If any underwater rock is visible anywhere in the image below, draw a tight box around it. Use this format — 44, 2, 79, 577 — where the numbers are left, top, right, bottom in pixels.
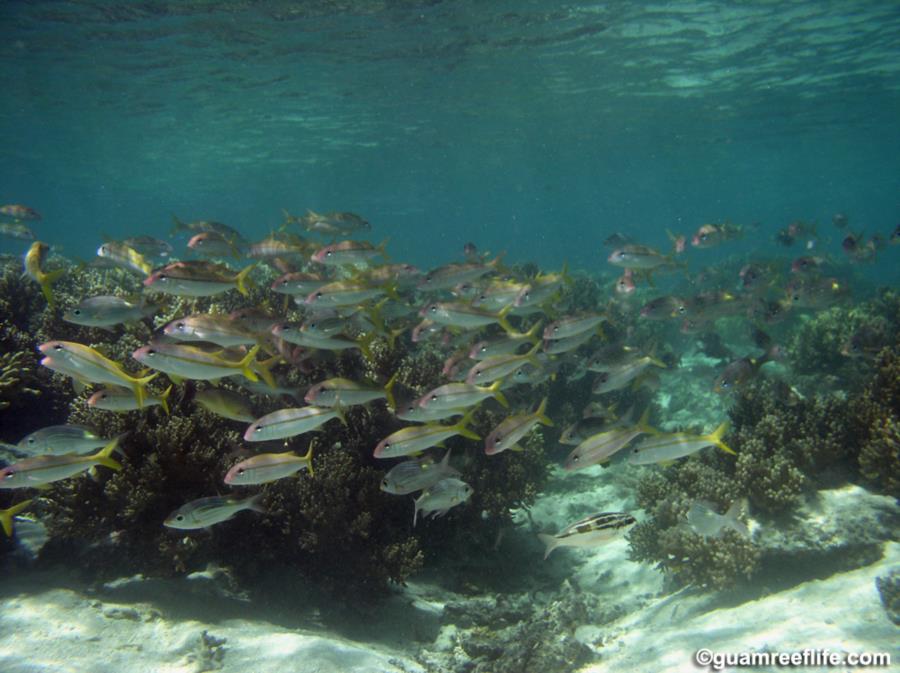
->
419, 580, 594, 673
874, 569, 900, 626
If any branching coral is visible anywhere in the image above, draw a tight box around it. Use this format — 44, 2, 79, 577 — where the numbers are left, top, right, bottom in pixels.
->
0, 350, 41, 411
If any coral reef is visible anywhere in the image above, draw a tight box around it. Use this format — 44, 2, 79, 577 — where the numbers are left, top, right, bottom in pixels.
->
0, 350, 40, 411
875, 570, 900, 626
418, 581, 594, 673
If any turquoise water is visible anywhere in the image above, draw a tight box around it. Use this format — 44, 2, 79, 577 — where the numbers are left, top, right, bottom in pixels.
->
3, 0, 899, 273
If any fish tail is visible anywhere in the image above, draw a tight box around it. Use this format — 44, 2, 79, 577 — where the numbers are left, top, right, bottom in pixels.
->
455, 408, 481, 441
244, 492, 266, 514
131, 372, 159, 408
537, 533, 559, 560
636, 407, 656, 434
159, 384, 173, 415
559, 261, 573, 287
333, 402, 348, 426
301, 444, 315, 477
534, 396, 554, 427
38, 268, 65, 307
709, 421, 735, 454
523, 319, 543, 345
356, 331, 377, 365
488, 380, 509, 408
413, 499, 419, 528
383, 371, 398, 411
235, 263, 257, 296
91, 437, 123, 472
0, 499, 33, 537
170, 214, 186, 235
239, 344, 262, 383
253, 354, 279, 389
648, 355, 667, 369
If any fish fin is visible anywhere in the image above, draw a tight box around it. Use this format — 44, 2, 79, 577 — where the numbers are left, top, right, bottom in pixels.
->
72, 378, 88, 395
709, 421, 735, 454
244, 492, 266, 514
91, 437, 123, 471
648, 355, 667, 369
383, 372, 398, 411
300, 444, 314, 477
537, 533, 559, 560
234, 263, 257, 296
510, 444, 525, 452
39, 269, 65, 306
412, 499, 420, 527
522, 319, 543, 345
724, 499, 750, 538
0, 499, 33, 537
253, 354, 278, 389
159, 385, 173, 415
439, 448, 453, 470
488, 380, 509, 408
239, 344, 261, 383
636, 407, 656, 434
356, 331, 377, 365
455, 408, 481, 441
167, 373, 185, 385
170, 214, 186, 235
132, 372, 159, 409
333, 403, 348, 426
534, 396, 554, 427
497, 307, 523, 339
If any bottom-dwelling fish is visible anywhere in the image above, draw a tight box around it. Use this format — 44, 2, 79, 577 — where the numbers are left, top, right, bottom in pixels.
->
685, 499, 750, 538
164, 493, 264, 530
538, 512, 636, 559
412, 478, 472, 526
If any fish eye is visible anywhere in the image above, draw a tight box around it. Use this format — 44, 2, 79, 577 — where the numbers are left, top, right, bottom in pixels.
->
4, 470, 16, 478
325, 250, 333, 257
430, 394, 438, 401
176, 322, 185, 329
175, 514, 184, 521
618, 251, 627, 259
382, 479, 389, 487
73, 309, 81, 315
100, 393, 107, 399
53, 344, 63, 351
678, 306, 686, 314
159, 274, 167, 280
384, 442, 391, 449
700, 234, 708, 241
495, 433, 503, 442
254, 425, 264, 432
147, 349, 156, 355
237, 468, 245, 474
429, 305, 438, 313
314, 292, 322, 299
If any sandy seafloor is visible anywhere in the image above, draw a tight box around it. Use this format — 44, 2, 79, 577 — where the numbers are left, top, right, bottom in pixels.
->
1, 474, 896, 673
1, 348, 897, 673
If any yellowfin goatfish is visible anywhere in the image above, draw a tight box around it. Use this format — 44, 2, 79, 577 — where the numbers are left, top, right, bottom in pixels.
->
304, 375, 397, 409
310, 239, 387, 266
416, 380, 508, 411
563, 409, 654, 470
0, 221, 35, 240
164, 493, 264, 530
171, 215, 247, 246
413, 478, 473, 527
63, 296, 157, 329
132, 343, 269, 384
39, 340, 157, 407
270, 271, 329, 296
224, 448, 314, 485
0, 438, 122, 488
1, 499, 32, 537
418, 258, 502, 292
243, 406, 346, 442
626, 421, 734, 464
380, 450, 460, 495
194, 388, 255, 422
87, 385, 172, 414
23, 241, 64, 306
543, 313, 605, 340
187, 231, 244, 258
0, 204, 41, 220
305, 280, 390, 307
420, 302, 520, 336
607, 244, 676, 270
15, 424, 112, 456
373, 410, 480, 459
162, 314, 260, 347
465, 343, 541, 385
592, 355, 667, 394
468, 322, 542, 360
484, 397, 553, 455
96, 241, 153, 276
143, 261, 256, 297
538, 512, 636, 559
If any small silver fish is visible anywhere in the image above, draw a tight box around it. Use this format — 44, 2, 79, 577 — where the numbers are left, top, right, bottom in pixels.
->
63, 295, 157, 329
413, 478, 473, 526
164, 493, 264, 530
15, 425, 112, 456
685, 499, 750, 538
224, 448, 314, 485
380, 450, 460, 495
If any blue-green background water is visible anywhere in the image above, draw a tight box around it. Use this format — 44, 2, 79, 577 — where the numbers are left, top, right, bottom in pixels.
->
2, 0, 899, 276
